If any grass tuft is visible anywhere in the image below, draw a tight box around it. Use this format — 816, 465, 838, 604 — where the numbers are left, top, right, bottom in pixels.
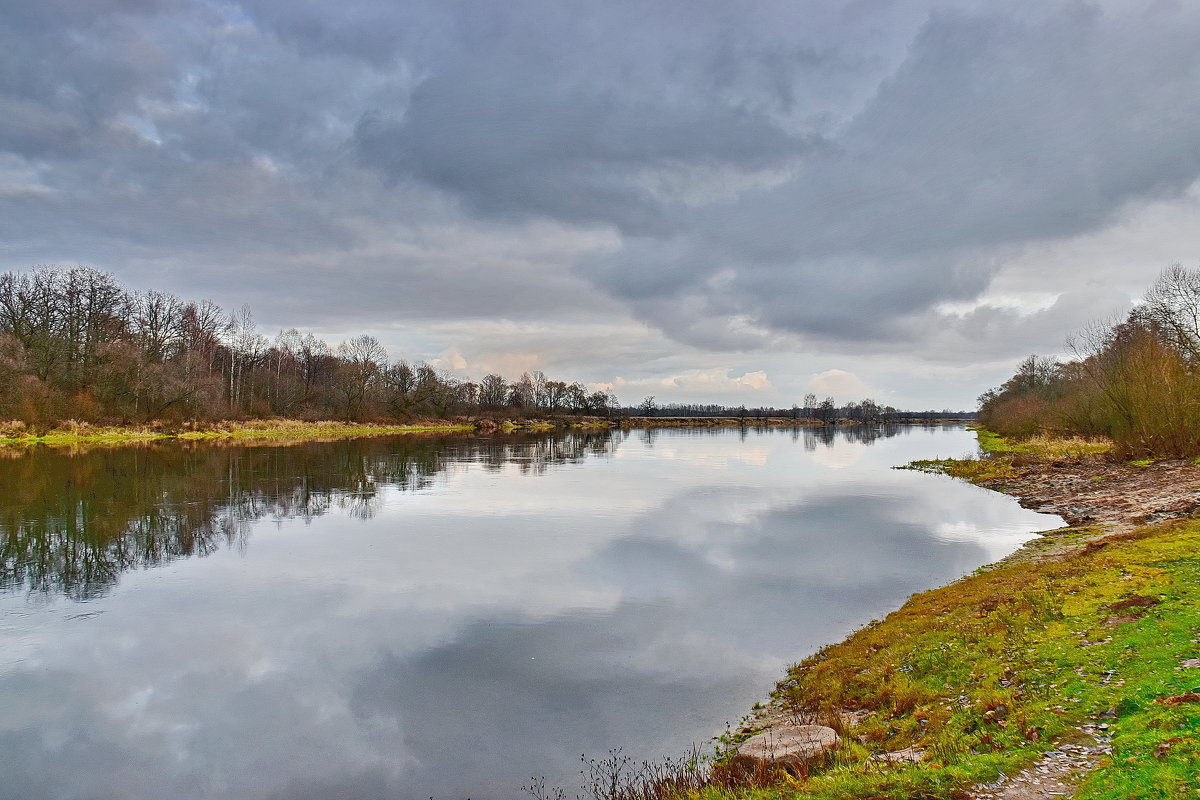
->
896, 458, 1016, 482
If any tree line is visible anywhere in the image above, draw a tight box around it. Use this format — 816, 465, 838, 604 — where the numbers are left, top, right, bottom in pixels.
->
978, 264, 1200, 457
0, 265, 972, 428
0, 266, 618, 425
632, 397, 972, 422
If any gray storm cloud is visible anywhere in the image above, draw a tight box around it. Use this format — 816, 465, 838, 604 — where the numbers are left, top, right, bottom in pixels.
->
0, 0, 1197, 399
580, 4, 1200, 344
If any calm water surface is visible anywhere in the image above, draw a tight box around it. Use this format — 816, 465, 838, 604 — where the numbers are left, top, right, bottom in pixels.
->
0, 425, 1060, 799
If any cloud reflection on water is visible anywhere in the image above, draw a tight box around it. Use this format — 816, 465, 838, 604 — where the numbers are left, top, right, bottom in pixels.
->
0, 426, 1059, 799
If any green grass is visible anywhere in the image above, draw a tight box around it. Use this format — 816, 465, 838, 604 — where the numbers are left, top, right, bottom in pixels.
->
681, 520, 1200, 799
0, 421, 169, 445
975, 427, 1014, 453
1, 431, 169, 445
896, 457, 1016, 481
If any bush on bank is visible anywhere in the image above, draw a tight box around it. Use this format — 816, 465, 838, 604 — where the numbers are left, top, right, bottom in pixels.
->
978, 265, 1200, 459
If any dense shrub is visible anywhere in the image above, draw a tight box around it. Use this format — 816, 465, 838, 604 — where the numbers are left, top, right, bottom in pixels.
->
980, 265, 1200, 458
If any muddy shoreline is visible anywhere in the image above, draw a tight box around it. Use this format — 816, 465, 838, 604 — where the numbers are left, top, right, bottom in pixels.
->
975, 455, 1200, 530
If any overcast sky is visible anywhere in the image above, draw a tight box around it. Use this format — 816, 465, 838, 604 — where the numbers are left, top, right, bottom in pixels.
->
3, 0, 1199, 409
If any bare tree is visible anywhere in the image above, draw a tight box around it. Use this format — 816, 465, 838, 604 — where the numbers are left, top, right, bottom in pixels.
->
543, 379, 569, 411
1142, 263, 1200, 362
412, 363, 458, 417
565, 382, 590, 413
589, 390, 616, 417
382, 360, 416, 408
58, 266, 130, 387
225, 305, 267, 412
530, 370, 549, 409
132, 290, 186, 363
508, 373, 536, 409
335, 334, 386, 419
477, 373, 508, 407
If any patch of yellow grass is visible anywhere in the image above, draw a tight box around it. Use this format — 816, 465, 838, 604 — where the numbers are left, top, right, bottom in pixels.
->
973, 427, 1111, 458
0, 419, 474, 447
1018, 434, 1112, 458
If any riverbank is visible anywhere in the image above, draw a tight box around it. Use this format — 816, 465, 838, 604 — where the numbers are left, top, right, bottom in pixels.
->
0, 416, 971, 447
692, 431, 1200, 800
0, 416, 721, 446
0, 418, 477, 446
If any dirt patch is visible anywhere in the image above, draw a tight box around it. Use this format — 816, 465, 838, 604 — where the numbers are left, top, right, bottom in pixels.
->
970, 724, 1112, 800
977, 457, 1200, 529
1106, 594, 1161, 612
1157, 691, 1200, 707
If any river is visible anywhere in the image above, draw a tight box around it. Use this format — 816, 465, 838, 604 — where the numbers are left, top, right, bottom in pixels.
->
0, 424, 1060, 799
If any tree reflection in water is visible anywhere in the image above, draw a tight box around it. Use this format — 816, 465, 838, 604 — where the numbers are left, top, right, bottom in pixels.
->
0, 424, 932, 601
0, 431, 622, 601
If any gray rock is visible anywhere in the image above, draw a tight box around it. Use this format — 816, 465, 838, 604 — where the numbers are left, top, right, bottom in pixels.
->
732, 725, 839, 772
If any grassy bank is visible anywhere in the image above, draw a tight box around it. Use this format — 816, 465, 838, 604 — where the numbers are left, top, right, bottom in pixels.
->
710, 520, 1199, 799
0, 416, 818, 447
643, 431, 1198, 800
0, 416, 968, 447
0, 418, 475, 446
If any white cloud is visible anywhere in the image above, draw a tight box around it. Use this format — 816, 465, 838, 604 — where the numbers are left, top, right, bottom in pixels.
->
640, 369, 775, 397
434, 348, 468, 372
470, 352, 543, 378
806, 369, 870, 400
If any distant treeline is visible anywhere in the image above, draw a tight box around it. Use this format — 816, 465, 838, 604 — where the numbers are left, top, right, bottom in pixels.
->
979, 265, 1200, 457
628, 398, 973, 423
0, 265, 969, 428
